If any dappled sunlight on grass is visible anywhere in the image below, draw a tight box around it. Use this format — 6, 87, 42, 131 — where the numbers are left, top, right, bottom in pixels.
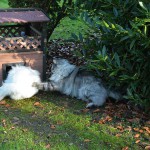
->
50, 17, 90, 40
0, 92, 142, 149
0, 116, 47, 150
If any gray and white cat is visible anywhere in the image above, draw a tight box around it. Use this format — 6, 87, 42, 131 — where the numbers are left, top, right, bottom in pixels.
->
34, 58, 121, 108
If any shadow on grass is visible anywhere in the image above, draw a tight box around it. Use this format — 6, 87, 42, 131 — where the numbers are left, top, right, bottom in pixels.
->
0, 91, 141, 150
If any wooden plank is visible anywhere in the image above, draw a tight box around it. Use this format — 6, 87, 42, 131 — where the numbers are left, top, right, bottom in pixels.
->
0, 8, 36, 12
0, 24, 25, 28
30, 26, 42, 36
0, 51, 43, 61
0, 75, 2, 85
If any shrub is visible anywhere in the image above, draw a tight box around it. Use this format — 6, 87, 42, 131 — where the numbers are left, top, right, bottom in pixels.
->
72, 0, 150, 110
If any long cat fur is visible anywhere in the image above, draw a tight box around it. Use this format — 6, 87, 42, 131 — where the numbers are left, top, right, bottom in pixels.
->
34, 58, 121, 108
0, 66, 41, 100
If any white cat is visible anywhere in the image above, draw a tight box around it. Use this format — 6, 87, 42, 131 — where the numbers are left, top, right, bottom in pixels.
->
0, 66, 41, 100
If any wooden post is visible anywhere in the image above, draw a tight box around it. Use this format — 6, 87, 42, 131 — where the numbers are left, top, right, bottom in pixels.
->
41, 23, 47, 81
25, 23, 31, 36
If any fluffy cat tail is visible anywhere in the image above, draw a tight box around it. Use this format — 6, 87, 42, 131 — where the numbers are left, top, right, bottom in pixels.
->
108, 90, 122, 101
0, 86, 8, 101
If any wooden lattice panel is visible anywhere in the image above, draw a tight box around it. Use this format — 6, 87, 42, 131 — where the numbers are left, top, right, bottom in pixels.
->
0, 26, 25, 37
0, 36, 41, 51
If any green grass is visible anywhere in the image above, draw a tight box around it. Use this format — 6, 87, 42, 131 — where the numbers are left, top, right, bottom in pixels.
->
0, 92, 143, 150
0, 0, 9, 8
50, 17, 90, 40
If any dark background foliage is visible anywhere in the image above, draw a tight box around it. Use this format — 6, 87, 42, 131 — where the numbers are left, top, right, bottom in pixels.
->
72, 0, 150, 110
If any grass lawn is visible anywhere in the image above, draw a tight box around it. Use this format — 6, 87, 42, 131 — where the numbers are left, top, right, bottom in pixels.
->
50, 17, 90, 40
1, 92, 148, 150
0, 0, 9, 8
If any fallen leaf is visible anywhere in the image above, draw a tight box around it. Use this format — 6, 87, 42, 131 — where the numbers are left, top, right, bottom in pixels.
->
125, 126, 132, 132
134, 134, 140, 138
133, 128, 139, 132
116, 133, 121, 137
9, 126, 15, 130
82, 108, 90, 113
122, 146, 129, 150
145, 146, 150, 150
135, 140, 140, 144
47, 110, 52, 115
57, 121, 63, 125
139, 129, 144, 133
93, 109, 101, 113
144, 133, 149, 136
141, 142, 150, 146
116, 126, 124, 131
145, 120, 150, 125
0, 101, 6, 105
143, 127, 150, 134
22, 129, 28, 132
34, 102, 40, 106
99, 120, 105, 124
5, 104, 10, 108
50, 125, 56, 129
45, 144, 51, 149
84, 139, 91, 142
127, 118, 140, 123
34, 102, 43, 108
105, 116, 112, 122
86, 123, 90, 127
2, 119, 6, 127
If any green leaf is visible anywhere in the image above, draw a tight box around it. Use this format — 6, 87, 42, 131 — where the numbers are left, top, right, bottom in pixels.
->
103, 21, 109, 28
120, 36, 129, 42
119, 74, 131, 80
113, 7, 118, 17
84, 11, 88, 22
114, 53, 120, 67
98, 50, 101, 55
127, 88, 133, 96
139, 1, 148, 12
82, 49, 86, 56
144, 25, 147, 35
80, 12, 84, 19
87, 17, 93, 26
71, 33, 78, 40
111, 23, 115, 29
107, 0, 112, 3
79, 32, 83, 42
130, 39, 136, 50
74, 50, 82, 57
102, 45, 107, 57
109, 71, 118, 77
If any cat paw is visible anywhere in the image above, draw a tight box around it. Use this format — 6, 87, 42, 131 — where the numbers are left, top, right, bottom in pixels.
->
86, 102, 94, 108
